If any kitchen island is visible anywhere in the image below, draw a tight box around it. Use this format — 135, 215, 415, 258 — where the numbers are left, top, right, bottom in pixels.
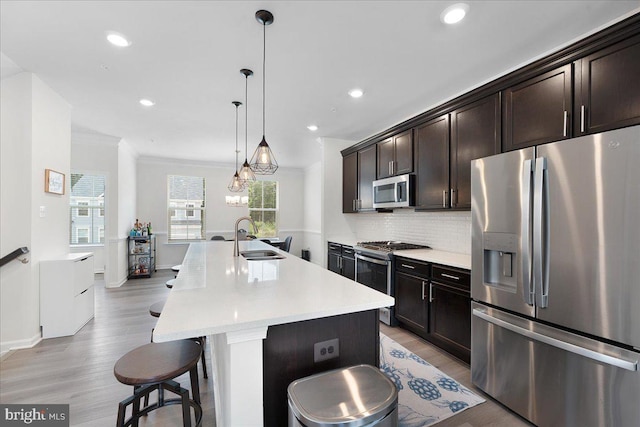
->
153, 239, 394, 426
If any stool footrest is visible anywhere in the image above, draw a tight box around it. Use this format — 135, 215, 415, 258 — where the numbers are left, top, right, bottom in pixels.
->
117, 380, 202, 427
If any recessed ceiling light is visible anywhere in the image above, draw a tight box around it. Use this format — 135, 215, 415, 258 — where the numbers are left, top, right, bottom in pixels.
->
348, 88, 364, 98
106, 32, 131, 47
307, 125, 318, 131
441, 3, 469, 25
139, 99, 155, 107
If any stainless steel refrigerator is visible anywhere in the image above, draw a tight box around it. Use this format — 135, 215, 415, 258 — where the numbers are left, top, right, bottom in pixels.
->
470, 125, 640, 427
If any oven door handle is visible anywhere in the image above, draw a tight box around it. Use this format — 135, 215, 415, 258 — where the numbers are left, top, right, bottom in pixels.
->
355, 253, 389, 265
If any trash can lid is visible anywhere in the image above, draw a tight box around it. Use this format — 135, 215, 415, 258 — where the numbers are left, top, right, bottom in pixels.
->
287, 364, 398, 427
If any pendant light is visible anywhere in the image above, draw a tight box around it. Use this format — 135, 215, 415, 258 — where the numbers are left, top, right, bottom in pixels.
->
250, 9, 278, 175
227, 101, 245, 192
238, 69, 256, 184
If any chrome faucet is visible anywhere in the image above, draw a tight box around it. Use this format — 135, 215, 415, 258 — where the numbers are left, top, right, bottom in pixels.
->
234, 216, 259, 256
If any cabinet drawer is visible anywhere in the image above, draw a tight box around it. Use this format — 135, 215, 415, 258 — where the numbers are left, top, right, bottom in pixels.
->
74, 285, 95, 331
73, 255, 94, 295
342, 246, 355, 257
432, 265, 470, 291
396, 257, 430, 278
328, 242, 342, 254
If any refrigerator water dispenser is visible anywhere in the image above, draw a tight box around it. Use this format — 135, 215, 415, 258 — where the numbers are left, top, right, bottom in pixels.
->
483, 232, 518, 292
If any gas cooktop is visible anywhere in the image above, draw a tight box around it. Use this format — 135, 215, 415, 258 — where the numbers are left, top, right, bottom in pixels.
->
355, 241, 431, 254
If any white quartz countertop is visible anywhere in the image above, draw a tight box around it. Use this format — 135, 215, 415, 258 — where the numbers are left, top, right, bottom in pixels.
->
392, 249, 471, 270
326, 236, 359, 247
153, 240, 394, 342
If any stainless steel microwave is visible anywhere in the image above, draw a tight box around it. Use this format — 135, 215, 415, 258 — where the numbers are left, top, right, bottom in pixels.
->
372, 174, 415, 209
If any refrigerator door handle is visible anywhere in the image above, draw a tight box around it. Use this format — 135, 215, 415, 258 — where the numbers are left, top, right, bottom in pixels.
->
533, 157, 550, 308
473, 308, 638, 371
521, 159, 534, 305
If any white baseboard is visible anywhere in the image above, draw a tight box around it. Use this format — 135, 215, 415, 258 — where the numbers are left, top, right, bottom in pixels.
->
0, 332, 42, 359
106, 276, 127, 288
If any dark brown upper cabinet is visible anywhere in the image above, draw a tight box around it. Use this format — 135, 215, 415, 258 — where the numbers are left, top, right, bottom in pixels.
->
342, 146, 377, 213
574, 34, 640, 137
415, 115, 450, 209
357, 145, 377, 211
451, 93, 501, 209
376, 129, 413, 179
503, 64, 572, 151
342, 152, 358, 213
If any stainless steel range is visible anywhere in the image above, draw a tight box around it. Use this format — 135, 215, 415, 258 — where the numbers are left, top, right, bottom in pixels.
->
354, 241, 430, 325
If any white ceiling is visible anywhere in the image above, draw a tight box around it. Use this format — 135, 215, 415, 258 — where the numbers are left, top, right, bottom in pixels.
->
1, 1, 638, 169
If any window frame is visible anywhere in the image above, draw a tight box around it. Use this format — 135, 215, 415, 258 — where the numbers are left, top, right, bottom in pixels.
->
167, 175, 206, 241
248, 180, 279, 238
70, 173, 106, 246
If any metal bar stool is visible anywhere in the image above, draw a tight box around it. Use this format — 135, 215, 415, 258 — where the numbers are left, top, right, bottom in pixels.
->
114, 340, 203, 427
149, 301, 208, 379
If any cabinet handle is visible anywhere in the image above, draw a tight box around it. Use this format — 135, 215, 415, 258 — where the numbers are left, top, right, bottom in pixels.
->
391, 160, 395, 175
422, 281, 427, 301
429, 282, 434, 302
563, 110, 568, 137
358, 199, 362, 210
441, 273, 460, 281
451, 188, 456, 207
339, 257, 342, 269
352, 199, 356, 211
401, 264, 415, 269
443, 190, 447, 208
580, 105, 585, 133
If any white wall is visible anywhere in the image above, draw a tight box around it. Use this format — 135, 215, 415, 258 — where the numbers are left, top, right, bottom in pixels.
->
321, 138, 358, 266
71, 131, 120, 274
115, 141, 137, 287
136, 157, 305, 268
1, 73, 71, 355
303, 161, 322, 265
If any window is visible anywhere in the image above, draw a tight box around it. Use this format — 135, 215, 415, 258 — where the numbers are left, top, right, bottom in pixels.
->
248, 181, 278, 237
76, 228, 90, 244
77, 201, 89, 217
168, 175, 206, 240
70, 174, 105, 245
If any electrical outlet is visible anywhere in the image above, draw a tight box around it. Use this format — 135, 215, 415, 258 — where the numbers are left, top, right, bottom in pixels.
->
314, 338, 339, 363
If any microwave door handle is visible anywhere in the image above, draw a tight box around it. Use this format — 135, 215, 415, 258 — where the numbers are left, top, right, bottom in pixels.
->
396, 183, 402, 202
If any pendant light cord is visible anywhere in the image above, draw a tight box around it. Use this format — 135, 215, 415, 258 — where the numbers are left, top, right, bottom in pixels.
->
245, 75, 249, 156
235, 104, 239, 170
262, 21, 266, 137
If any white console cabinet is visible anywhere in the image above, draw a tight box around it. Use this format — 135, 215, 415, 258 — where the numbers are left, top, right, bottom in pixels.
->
40, 253, 95, 338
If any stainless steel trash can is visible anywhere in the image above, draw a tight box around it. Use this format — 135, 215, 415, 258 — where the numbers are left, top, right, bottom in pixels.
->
288, 364, 398, 427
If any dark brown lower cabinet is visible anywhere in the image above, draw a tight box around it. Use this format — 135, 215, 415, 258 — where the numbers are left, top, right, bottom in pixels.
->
428, 281, 471, 364
394, 257, 471, 364
262, 310, 379, 426
395, 271, 428, 337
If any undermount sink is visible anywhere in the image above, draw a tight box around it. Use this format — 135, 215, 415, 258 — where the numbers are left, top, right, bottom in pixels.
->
240, 250, 286, 261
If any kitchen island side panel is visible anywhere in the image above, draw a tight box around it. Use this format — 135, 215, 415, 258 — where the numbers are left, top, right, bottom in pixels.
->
263, 309, 380, 425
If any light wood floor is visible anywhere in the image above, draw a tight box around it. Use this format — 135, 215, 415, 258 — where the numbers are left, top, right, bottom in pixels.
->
1, 271, 532, 426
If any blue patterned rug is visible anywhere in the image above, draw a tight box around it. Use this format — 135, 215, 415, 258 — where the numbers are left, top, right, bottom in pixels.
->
380, 333, 485, 426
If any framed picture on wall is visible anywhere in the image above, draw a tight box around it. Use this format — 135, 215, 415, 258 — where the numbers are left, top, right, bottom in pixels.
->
45, 169, 65, 195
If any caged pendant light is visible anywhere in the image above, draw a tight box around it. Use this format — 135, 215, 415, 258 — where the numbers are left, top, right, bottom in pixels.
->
227, 101, 245, 192
238, 69, 256, 184
250, 9, 278, 175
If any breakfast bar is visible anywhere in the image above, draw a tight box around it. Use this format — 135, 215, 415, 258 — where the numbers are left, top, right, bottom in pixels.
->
153, 240, 394, 426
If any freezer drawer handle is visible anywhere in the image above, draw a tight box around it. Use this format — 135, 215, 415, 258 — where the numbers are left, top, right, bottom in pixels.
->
472, 308, 638, 372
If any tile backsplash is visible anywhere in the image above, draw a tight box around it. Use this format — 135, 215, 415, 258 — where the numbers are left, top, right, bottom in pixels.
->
354, 210, 471, 254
